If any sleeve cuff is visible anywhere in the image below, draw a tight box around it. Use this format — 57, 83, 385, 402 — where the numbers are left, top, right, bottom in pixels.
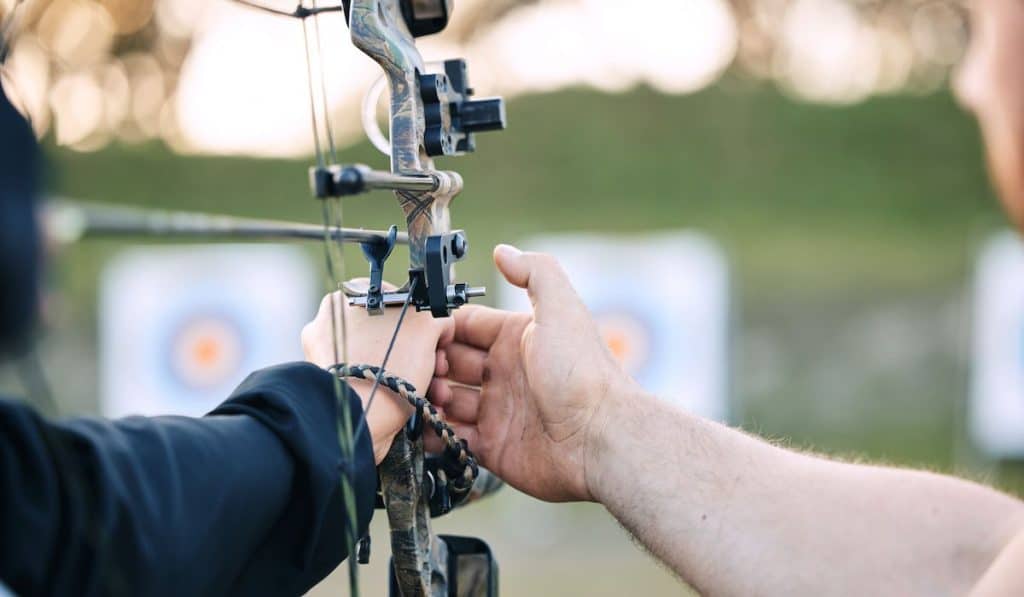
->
209, 361, 377, 592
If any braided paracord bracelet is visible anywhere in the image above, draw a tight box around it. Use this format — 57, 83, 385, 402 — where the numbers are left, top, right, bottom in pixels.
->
330, 363, 479, 493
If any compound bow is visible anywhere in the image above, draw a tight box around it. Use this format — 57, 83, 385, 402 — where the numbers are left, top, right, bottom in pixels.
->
51, 0, 508, 595
249, 1, 508, 595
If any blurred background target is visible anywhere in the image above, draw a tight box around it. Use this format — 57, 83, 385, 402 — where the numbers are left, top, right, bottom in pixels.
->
969, 232, 1024, 459
593, 308, 655, 380
166, 311, 246, 391
99, 244, 316, 418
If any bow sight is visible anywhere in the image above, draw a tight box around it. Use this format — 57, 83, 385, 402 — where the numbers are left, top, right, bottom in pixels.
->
311, 0, 507, 320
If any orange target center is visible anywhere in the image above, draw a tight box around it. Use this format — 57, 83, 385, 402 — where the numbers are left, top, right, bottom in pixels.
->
605, 331, 629, 361
192, 336, 222, 367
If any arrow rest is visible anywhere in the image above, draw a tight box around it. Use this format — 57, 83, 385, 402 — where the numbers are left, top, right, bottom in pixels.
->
348, 230, 486, 318
359, 224, 398, 314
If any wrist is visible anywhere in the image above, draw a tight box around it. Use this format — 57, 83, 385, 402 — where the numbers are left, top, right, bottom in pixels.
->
342, 377, 395, 465
344, 376, 376, 399
582, 378, 651, 504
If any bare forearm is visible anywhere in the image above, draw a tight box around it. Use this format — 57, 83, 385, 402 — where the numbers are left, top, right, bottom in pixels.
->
587, 391, 1024, 596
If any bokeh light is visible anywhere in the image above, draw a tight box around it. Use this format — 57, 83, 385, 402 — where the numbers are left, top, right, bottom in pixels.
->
0, 0, 970, 155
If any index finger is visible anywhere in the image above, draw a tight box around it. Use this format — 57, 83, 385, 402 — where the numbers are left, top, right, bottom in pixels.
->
453, 304, 510, 349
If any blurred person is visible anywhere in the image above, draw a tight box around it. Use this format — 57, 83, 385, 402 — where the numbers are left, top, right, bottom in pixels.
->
0, 77, 452, 595
428, 0, 1024, 595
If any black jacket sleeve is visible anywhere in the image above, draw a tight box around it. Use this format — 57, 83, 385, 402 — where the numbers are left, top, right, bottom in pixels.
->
0, 361, 376, 597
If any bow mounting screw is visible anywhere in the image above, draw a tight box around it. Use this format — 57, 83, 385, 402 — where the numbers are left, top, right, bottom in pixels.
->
450, 234, 467, 259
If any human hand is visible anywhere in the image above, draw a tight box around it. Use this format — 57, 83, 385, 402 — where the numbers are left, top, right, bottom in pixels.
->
302, 281, 454, 464
429, 245, 637, 502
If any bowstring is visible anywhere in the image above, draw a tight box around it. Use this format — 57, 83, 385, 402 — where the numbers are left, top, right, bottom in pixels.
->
0, 0, 25, 62
233, 0, 304, 19
301, 2, 428, 592
311, 4, 339, 165
301, 13, 324, 166
302, 5, 360, 595
231, 0, 344, 19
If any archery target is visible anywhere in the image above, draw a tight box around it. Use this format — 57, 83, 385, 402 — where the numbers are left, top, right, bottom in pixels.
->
100, 245, 316, 418
969, 232, 1024, 459
498, 232, 731, 422
168, 313, 246, 391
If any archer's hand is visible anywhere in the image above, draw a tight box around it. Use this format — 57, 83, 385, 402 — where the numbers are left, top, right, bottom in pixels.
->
302, 282, 454, 464
430, 246, 637, 502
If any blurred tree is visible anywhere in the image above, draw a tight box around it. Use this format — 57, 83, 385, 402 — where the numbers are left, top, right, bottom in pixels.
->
0, 0, 968, 152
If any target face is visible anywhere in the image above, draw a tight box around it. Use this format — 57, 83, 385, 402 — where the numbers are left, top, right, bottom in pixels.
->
970, 232, 1024, 459
594, 309, 654, 378
100, 245, 316, 418
167, 313, 246, 391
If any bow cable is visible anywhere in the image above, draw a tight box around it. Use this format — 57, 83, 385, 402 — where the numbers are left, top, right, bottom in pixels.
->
232, 0, 344, 19
301, 5, 361, 594
351, 276, 417, 446
302, 3, 425, 593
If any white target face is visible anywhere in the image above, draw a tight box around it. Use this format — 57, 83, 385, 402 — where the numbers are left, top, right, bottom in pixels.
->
970, 232, 1024, 458
169, 315, 246, 390
100, 245, 316, 418
595, 311, 653, 377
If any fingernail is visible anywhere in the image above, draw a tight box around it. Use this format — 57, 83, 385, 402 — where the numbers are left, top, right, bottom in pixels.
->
494, 244, 522, 260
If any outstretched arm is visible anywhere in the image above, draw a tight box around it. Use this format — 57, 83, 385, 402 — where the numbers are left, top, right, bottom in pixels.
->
590, 386, 1024, 596
435, 245, 1024, 596
0, 289, 452, 597
0, 363, 376, 597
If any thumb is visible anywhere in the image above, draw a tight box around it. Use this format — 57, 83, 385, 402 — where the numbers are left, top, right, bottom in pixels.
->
494, 244, 580, 320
